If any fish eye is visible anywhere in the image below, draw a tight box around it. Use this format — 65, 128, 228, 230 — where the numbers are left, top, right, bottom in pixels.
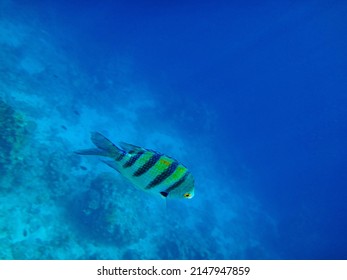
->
184, 193, 191, 198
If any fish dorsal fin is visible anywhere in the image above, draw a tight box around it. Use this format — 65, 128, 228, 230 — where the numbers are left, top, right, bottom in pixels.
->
119, 142, 144, 153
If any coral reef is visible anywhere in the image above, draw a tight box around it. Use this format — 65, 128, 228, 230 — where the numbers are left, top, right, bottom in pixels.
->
68, 173, 146, 246
0, 99, 28, 175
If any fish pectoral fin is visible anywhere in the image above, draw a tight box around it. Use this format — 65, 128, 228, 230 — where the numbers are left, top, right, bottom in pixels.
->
101, 160, 121, 173
160, 191, 169, 198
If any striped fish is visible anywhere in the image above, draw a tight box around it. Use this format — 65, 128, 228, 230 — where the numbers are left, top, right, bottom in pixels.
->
75, 132, 195, 199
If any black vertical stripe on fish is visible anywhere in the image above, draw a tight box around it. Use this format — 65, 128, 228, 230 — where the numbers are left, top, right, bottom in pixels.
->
123, 151, 144, 168
116, 150, 126, 161
163, 172, 189, 194
133, 153, 161, 177
145, 161, 178, 189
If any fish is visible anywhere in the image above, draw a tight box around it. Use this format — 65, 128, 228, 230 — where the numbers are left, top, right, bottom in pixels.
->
75, 132, 195, 199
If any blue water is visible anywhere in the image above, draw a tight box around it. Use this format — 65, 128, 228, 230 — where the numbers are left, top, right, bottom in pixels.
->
1, 0, 346, 259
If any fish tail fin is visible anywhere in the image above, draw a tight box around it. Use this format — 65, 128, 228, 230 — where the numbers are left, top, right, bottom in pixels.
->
74, 148, 110, 157
75, 132, 123, 158
101, 160, 121, 173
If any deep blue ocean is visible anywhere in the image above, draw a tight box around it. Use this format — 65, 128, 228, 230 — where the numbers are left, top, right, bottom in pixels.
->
0, 0, 346, 259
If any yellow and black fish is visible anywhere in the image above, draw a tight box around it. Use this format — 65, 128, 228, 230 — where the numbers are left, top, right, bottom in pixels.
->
76, 132, 195, 199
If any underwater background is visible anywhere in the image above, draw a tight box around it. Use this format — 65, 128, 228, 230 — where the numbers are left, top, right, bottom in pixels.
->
1, 0, 346, 260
